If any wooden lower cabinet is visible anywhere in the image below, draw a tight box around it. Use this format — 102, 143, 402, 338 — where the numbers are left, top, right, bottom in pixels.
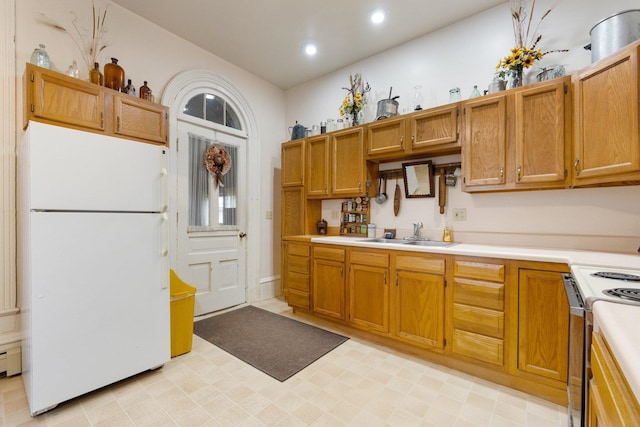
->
392, 253, 446, 350
517, 267, 569, 382
589, 331, 640, 426
297, 244, 573, 405
451, 258, 506, 366
312, 245, 346, 320
282, 240, 311, 310
348, 250, 390, 333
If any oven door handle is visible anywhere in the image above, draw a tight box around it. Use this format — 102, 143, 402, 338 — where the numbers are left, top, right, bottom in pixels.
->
563, 274, 586, 317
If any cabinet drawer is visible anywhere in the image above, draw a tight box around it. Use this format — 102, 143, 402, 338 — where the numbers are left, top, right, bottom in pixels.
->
454, 260, 505, 282
314, 246, 345, 262
288, 272, 309, 292
452, 329, 504, 366
453, 303, 504, 338
288, 255, 310, 275
395, 254, 445, 274
289, 242, 310, 257
287, 289, 310, 309
453, 278, 504, 310
350, 250, 389, 267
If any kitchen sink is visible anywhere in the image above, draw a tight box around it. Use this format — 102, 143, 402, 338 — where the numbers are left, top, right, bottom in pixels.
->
404, 240, 458, 247
358, 238, 410, 244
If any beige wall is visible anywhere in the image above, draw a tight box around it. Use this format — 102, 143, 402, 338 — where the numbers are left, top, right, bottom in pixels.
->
285, 0, 640, 253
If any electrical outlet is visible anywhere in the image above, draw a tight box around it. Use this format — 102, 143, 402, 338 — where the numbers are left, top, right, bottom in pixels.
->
331, 210, 339, 220
265, 210, 272, 219
453, 208, 467, 221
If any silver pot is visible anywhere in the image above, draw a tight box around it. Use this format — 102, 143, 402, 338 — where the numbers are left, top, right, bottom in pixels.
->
376, 97, 399, 120
587, 9, 640, 63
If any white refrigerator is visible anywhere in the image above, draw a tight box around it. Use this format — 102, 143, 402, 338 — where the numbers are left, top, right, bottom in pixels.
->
18, 121, 170, 416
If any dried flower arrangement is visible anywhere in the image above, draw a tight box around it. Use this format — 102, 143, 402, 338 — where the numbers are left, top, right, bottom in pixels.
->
495, 0, 567, 84
40, 1, 109, 74
339, 73, 371, 126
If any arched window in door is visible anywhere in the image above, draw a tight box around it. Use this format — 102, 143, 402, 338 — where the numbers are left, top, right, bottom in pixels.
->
183, 93, 242, 130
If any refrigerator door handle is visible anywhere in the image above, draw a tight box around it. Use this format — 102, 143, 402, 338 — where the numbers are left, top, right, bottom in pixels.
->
161, 212, 169, 289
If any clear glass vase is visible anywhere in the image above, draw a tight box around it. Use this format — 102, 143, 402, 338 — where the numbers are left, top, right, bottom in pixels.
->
507, 68, 523, 89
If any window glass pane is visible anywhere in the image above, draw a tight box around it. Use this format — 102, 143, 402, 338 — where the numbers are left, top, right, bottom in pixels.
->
218, 144, 237, 225
225, 105, 241, 130
183, 94, 204, 119
188, 134, 209, 226
205, 95, 224, 125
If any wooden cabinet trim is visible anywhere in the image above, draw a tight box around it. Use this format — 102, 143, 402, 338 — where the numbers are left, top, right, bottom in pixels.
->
313, 245, 346, 262
350, 250, 389, 267
395, 254, 445, 274
452, 329, 504, 366
453, 303, 504, 339
453, 278, 505, 311
454, 260, 505, 282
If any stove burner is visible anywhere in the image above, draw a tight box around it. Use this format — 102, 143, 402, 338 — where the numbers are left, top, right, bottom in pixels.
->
603, 288, 640, 302
592, 271, 640, 282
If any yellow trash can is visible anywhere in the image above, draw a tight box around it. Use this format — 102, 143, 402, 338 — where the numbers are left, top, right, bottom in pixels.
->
170, 269, 197, 357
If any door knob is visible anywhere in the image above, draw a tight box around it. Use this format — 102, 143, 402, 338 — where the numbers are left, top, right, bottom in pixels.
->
239, 232, 247, 238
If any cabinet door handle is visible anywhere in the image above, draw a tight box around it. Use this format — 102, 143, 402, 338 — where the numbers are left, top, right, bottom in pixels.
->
400, 135, 404, 149
395, 272, 399, 287
116, 116, 121, 132
411, 135, 415, 148
340, 266, 343, 277
574, 158, 580, 176
384, 272, 387, 285
517, 165, 522, 182
100, 112, 104, 129
499, 166, 504, 183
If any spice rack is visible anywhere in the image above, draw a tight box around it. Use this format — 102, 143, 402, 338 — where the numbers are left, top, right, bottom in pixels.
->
340, 197, 370, 236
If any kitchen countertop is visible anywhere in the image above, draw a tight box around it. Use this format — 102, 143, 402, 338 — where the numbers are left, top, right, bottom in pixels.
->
310, 235, 640, 270
593, 301, 640, 403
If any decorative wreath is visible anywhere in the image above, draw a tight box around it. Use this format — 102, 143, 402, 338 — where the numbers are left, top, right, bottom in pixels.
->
205, 144, 232, 187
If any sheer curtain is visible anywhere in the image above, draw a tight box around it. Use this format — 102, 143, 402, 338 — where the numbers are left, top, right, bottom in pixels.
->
188, 134, 209, 226
188, 133, 237, 227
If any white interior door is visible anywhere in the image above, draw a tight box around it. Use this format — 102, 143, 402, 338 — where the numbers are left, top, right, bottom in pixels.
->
176, 119, 247, 315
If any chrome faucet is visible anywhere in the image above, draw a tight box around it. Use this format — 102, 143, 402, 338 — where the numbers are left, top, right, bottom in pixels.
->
412, 222, 423, 239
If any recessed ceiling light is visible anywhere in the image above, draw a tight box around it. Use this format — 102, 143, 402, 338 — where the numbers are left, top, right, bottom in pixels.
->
304, 43, 317, 56
370, 9, 386, 24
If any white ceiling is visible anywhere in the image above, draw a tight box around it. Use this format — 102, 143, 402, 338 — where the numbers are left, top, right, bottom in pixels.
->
111, 0, 506, 90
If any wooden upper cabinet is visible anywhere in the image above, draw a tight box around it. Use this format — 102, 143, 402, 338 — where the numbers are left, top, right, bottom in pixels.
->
332, 126, 366, 196
113, 94, 167, 144
461, 93, 507, 189
306, 134, 331, 198
366, 103, 462, 161
281, 139, 305, 187
408, 103, 461, 155
366, 116, 407, 158
306, 128, 367, 198
462, 77, 571, 192
24, 63, 168, 145
25, 63, 105, 132
572, 40, 640, 186
514, 77, 570, 188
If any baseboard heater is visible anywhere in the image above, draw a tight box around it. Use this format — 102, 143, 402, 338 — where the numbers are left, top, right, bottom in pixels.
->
0, 347, 22, 377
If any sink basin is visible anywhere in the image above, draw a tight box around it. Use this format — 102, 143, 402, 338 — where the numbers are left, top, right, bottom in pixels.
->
404, 240, 458, 247
358, 238, 409, 244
